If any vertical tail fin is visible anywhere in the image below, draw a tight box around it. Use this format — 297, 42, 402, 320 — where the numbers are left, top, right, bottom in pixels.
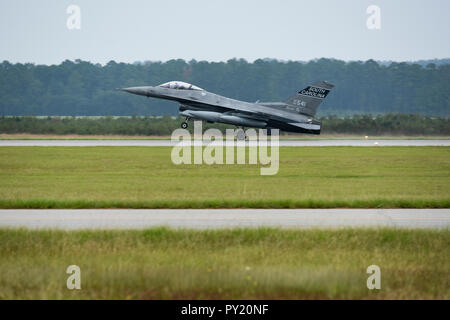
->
285, 81, 334, 116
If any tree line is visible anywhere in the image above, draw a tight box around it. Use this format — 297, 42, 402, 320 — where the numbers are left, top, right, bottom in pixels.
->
0, 58, 449, 117
1, 114, 448, 136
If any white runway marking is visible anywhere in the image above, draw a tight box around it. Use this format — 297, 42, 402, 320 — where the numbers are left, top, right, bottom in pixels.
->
0, 209, 448, 230
0, 139, 449, 146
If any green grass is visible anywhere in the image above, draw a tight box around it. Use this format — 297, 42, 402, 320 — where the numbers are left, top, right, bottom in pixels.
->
0, 146, 449, 208
0, 199, 449, 209
0, 227, 448, 299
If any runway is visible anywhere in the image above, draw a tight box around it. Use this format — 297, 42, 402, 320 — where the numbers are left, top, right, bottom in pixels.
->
0, 139, 449, 146
0, 209, 448, 230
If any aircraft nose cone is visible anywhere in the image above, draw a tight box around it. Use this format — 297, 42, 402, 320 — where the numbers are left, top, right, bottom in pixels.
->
119, 87, 149, 96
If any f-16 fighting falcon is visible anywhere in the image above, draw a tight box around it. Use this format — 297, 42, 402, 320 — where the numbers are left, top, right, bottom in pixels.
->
119, 80, 334, 138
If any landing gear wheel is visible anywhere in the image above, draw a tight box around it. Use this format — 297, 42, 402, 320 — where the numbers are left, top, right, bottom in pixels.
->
181, 122, 188, 129
236, 129, 246, 141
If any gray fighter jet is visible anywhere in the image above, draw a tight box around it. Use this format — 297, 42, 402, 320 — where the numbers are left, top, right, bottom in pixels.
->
119, 80, 334, 136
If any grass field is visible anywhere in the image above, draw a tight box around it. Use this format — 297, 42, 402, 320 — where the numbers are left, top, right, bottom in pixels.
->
0, 227, 448, 299
0, 146, 449, 208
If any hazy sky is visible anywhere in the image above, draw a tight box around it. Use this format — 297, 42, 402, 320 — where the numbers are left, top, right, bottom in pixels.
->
1, 0, 449, 65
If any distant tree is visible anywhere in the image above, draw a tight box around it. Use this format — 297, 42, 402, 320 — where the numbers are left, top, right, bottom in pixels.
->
0, 114, 448, 136
0, 59, 449, 117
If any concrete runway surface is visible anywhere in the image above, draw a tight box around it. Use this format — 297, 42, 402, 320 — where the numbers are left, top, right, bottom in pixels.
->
0, 139, 449, 147
0, 209, 448, 230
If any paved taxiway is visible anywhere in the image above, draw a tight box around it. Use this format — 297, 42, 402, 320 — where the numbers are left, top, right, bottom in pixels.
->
0, 209, 448, 230
0, 139, 449, 146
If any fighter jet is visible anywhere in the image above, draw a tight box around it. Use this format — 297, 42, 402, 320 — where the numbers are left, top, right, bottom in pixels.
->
119, 80, 334, 138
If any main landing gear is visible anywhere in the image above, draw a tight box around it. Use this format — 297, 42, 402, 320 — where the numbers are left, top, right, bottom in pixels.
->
236, 128, 246, 141
235, 128, 271, 140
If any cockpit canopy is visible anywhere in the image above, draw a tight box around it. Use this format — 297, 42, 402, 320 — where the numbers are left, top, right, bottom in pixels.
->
158, 81, 203, 91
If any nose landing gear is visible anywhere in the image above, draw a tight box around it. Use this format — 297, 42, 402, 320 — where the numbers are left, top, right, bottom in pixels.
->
181, 117, 190, 129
